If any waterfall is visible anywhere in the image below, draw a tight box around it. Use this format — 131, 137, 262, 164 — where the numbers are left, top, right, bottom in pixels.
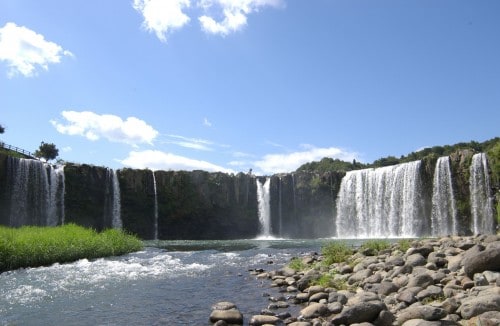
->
335, 160, 423, 238
7, 157, 66, 227
278, 176, 283, 237
256, 177, 271, 238
431, 156, 457, 236
111, 170, 122, 229
47, 165, 65, 226
152, 170, 159, 240
469, 153, 495, 234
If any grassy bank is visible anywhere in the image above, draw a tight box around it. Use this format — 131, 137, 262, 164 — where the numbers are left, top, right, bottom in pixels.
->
0, 224, 143, 272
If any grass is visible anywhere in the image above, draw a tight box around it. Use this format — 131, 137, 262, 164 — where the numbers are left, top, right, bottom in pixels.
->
288, 257, 308, 271
321, 241, 353, 266
360, 239, 391, 254
396, 239, 412, 252
0, 224, 143, 272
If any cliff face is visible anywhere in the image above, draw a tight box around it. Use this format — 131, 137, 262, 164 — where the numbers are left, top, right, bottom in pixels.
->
0, 149, 497, 239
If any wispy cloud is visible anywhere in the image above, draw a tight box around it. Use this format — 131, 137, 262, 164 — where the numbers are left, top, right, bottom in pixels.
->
162, 134, 213, 151
120, 149, 235, 173
51, 111, 158, 146
133, 0, 191, 42
254, 146, 358, 175
203, 117, 212, 127
198, 0, 284, 36
0, 22, 73, 77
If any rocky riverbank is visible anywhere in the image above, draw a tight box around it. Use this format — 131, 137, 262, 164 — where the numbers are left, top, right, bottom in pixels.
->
210, 234, 500, 325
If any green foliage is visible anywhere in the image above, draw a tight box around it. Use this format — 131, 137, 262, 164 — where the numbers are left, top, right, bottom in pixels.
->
288, 257, 307, 271
321, 241, 353, 266
0, 124, 4, 134
0, 224, 143, 272
311, 272, 348, 290
297, 157, 367, 173
396, 239, 412, 252
361, 239, 391, 254
34, 141, 59, 161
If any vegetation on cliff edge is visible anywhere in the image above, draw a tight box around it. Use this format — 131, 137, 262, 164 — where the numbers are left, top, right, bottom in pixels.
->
0, 224, 143, 272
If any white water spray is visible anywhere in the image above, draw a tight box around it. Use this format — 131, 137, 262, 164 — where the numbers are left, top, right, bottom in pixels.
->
48, 165, 65, 226
335, 161, 423, 238
431, 156, 457, 236
256, 178, 271, 238
152, 170, 159, 240
111, 170, 122, 229
469, 153, 495, 234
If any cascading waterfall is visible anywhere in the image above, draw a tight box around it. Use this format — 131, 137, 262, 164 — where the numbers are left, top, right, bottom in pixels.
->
111, 170, 122, 229
7, 157, 65, 227
431, 156, 457, 236
152, 170, 159, 240
278, 176, 283, 237
47, 165, 65, 226
335, 160, 423, 238
256, 177, 271, 238
469, 153, 495, 234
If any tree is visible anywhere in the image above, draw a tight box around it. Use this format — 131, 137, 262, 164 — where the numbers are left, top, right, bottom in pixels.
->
0, 124, 4, 134
34, 142, 59, 161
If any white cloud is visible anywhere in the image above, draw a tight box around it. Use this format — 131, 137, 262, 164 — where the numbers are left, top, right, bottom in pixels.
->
254, 146, 358, 175
133, 0, 191, 42
0, 22, 73, 78
51, 111, 158, 146
120, 150, 235, 173
62, 146, 72, 152
163, 134, 213, 151
203, 117, 212, 127
198, 0, 284, 36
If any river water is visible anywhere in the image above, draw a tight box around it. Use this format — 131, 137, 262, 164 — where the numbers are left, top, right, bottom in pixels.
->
1, 239, 363, 325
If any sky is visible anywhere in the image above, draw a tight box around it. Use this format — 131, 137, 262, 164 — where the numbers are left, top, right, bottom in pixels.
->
0, 0, 499, 175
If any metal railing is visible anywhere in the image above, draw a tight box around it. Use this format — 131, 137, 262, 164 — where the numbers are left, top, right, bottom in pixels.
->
0, 142, 37, 159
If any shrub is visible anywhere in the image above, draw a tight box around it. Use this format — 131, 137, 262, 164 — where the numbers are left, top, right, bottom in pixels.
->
396, 239, 412, 252
288, 257, 307, 271
361, 239, 391, 254
321, 241, 353, 266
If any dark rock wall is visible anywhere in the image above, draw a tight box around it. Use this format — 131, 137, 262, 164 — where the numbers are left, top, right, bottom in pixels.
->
0, 150, 497, 239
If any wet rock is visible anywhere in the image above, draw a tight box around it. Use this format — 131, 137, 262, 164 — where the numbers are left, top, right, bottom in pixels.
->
209, 301, 244, 325
248, 314, 280, 325
374, 310, 395, 326
327, 302, 343, 314
328, 291, 348, 304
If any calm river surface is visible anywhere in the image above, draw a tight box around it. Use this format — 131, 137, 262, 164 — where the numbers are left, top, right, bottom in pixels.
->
0, 239, 366, 325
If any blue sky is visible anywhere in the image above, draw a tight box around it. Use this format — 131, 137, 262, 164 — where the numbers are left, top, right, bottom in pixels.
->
1, 0, 499, 175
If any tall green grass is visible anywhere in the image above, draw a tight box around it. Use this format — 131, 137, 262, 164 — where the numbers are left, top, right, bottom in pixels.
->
0, 224, 143, 272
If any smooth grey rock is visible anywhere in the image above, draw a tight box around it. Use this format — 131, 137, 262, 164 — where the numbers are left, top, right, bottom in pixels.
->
288, 322, 312, 326
248, 314, 280, 325
406, 253, 426, 267
299, 302, 328, 319
373, 310, 395, 326
328, 291, 347, 304
309, 292, 328, 302
474, 273, 489, 286
307, 285, 325, 295
330, 301, 385, 325
416, 285, 443, 301
348, 292, 380, 305
464, 247, 500, 278
327, 301, 343, 314
458, 294, 500, 319
349, 269, 373, 285
483, 270, 500, 283
209, 309, 243, 324
466, 311, 500, 326
377, 281, 399, 295
407, 273, 434, 288
396, 305, 447, 324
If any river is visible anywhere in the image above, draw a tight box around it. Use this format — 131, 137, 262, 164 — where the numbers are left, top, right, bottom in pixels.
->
0, 239, 363, 325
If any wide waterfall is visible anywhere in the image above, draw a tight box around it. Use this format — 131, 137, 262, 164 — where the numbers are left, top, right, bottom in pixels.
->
469, 153, 495, 234
431, 156, 457, 236
256, 178, 271, 238
7, 157, 65, 226
152, 170, 159, 240
335, 161, 423, 238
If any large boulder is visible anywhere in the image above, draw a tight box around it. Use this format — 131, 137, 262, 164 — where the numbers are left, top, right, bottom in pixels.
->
458, 294, 500, 319
396, 305, 447, 325
463, 248, 500, 278
330, 301, 385, 325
